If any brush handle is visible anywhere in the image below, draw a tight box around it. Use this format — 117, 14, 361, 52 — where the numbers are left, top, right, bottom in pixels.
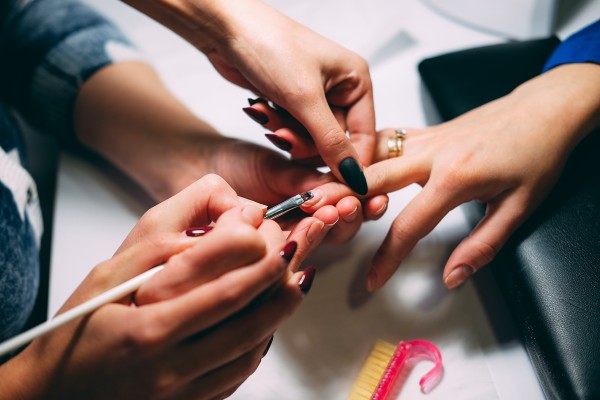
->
371, 339, 443, 399
0, 265, 164, 358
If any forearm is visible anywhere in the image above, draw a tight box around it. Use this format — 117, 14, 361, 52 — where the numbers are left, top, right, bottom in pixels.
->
510, 63, 600, 152
119, 0, 237, 53
74, 61, 224, 201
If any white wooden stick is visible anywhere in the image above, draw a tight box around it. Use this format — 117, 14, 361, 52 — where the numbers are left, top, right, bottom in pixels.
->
0, 265, 164, 357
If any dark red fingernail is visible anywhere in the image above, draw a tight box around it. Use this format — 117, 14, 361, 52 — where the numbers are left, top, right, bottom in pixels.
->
262, 335, 274, 357
248, 97, 269, 106
185, 226, 213, 237
280, 241, 297, 263
265, 134, 292, 151
242, 107, 269, 125
299, 266, 316, 294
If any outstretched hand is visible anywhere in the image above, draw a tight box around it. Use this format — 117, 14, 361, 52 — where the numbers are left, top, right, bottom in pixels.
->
302, 63, 600, 290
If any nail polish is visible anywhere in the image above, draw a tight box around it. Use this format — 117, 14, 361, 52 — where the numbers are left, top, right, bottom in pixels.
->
444, 265, 474, 289
242, 107, 269, 124
185, 226, 213, 237
280, 241, 298, 263
299, 266, 316, 294
262, 335, 274, 357
339, 157, 368, 195
248, 97, 269, 106
265, 134, 292, 151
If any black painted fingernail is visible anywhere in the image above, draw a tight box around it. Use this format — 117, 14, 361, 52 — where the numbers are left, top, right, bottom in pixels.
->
265, 134, 292, 151
280, 241, 298, 263
339, 157, 368, 195
263, 335, 274, 357
299, 266, 316, 295
248, 97, 269, 106
242, 107, 269, 124
185, 226, 213, 237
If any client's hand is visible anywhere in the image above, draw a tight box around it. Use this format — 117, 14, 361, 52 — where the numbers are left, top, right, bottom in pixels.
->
0, 175, 313, 399
301, 63, 600, 290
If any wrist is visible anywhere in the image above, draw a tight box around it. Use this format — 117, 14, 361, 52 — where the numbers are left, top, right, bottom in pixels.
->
120, 0, 260, 53
513, 63, 600, 150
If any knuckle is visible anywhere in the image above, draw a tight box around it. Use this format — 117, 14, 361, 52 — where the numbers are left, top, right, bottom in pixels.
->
126, 319, 168, 350
263, 254, 287, 281
367, 166, 388, 193
220, 225, 265, 254
200, 173, 229, 192
145, 232, 175, 251
434, 156, 477, 193
319, 126, 348, 151
386, 218, 417, 263
153, 371, 180, 397
139, 205, 163, 232
215, 285, 246, 311
468, 237, 499, 266
238, 351, 262, 378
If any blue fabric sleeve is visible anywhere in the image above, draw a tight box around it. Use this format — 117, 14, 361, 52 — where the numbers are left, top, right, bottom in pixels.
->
0, 0, 142, 142
543, 19, 600, 72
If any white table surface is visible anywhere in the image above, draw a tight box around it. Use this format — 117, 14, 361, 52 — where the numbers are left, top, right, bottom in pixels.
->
49, 1, 599, 398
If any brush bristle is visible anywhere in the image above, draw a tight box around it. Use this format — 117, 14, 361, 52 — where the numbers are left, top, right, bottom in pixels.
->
348, 340, 397, 400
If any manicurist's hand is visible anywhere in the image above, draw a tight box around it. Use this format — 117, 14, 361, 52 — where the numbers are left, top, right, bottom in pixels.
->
0, 174, 315, 399
76, 63, 371, 263
301, 63, 600, 291
120, 0, 375, 195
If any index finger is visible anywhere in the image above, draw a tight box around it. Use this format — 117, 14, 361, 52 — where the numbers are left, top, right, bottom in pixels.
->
301, 156, 426, 213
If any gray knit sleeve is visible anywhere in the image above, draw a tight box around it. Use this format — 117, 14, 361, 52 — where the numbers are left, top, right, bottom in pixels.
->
0, 0, 143, 142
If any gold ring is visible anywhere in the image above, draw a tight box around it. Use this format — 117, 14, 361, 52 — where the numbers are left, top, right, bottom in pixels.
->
387, 128, 407, 158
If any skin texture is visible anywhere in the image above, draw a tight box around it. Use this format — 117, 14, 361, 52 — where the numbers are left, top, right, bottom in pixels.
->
120, 0, 375, 193
256, 63, 600, 290
74, 61, 376, 262
0, 175, 312, 399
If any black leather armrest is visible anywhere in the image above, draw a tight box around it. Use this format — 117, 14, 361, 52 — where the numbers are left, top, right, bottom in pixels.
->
419, 38, 600, 400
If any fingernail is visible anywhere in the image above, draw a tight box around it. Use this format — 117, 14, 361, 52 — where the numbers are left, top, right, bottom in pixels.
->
242, 204, 263, 222
185, 226, 213, 237
342, 206, 359, 223
280, 241, 298, 263
366, 268, 378, 292
306, 221, 325, 244
248, 97, 269, 106
301, 189, 321, 207
339, 157, 368, 195
262, 335, 274, 357
444, 265, 475, 289
374, 202, 388, 217
242, 107, 269, 125
299, 266, 316, 294
265, 134, 292, 151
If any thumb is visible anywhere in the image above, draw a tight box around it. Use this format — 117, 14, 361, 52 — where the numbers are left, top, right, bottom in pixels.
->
290, 95, 368, 195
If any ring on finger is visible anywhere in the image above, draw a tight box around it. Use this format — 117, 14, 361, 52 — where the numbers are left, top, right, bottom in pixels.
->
387, 128, 407, 158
